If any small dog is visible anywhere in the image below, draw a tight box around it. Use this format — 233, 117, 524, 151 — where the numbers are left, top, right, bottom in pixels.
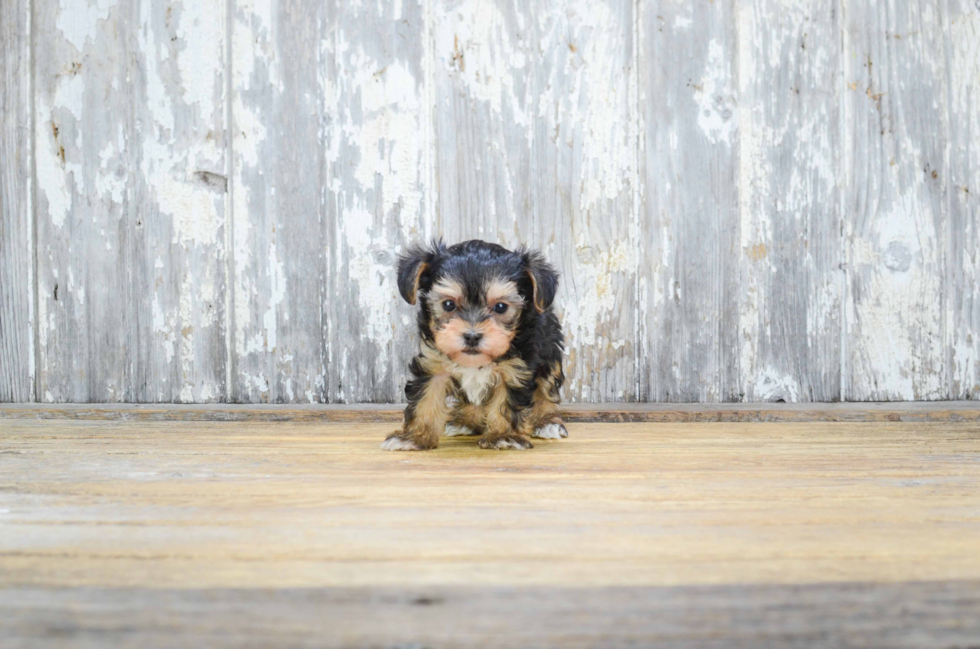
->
382, 240, 567, 451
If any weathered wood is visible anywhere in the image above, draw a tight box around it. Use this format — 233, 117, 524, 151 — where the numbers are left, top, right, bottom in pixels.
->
737, 0, 842, 402
0, 0, 33, 402
433, 0, 637, 402
5, 418, 980, 644
4, 401, 980, 423
843, 0, 948, 400
230, 0, 328, 403
33, 0, 228, 402
33, 0, 133, 402
432, 0, 533, 244
533, 0, 637, 402
323, 0, 432, 403
639, 0, 741, 402
3, 419, 980, 587
133, 0, 230, 402
5, 582, 980, 649
947, 0, 980, 399
9, 1, 980, 405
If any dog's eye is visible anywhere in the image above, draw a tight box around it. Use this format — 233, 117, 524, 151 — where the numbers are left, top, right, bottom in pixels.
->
442, 300, 456, 312
493, 302, 508, 314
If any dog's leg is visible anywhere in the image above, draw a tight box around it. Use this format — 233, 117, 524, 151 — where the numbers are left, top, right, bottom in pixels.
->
529, 361, 568, 440
446, 404, 484, 436
477, 379, 533, 450
382, 374, 453, 451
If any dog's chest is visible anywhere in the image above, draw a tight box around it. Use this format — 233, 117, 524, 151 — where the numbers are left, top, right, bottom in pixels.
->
452, 365, 495, 405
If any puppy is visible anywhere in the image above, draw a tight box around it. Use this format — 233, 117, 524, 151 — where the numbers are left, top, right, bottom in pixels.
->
382, 240, 567, 451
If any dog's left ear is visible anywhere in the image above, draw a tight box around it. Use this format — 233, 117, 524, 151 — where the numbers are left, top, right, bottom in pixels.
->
521, 248, 559, 313
397, 242, 441, 305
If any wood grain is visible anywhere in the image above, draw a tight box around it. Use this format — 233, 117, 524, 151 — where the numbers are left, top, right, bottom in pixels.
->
7, 1, 980, 405
843, 0, 948, 400
639, 0, 740, 402
947, 0, 980, 400
433, 0, 637, 402
34, 0, 132, 402
133, 0, 229, 403
3, 419, 980, 587
737, 0, 842, 402
324, 0, 432, 403
432, 0, 530, 243
2, 418, 980, 646
230, 0, 327, 403
33, 0, 229, 402
533, 0, 637, 402
0, 0, 33, 402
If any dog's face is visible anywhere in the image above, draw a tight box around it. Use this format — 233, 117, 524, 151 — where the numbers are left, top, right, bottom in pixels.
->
425, 274, 524, 367
397, 241, 558, 368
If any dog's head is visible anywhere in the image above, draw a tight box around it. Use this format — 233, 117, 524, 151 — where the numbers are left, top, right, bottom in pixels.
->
397, 240, 558, 367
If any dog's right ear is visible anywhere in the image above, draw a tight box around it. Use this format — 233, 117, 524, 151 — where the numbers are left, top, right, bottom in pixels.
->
520, 247, 559, 313
397, 242, 441, 305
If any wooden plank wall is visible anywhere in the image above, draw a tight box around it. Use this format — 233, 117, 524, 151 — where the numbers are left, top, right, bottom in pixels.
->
0, 0, 34, 402
0, 0, 978, 404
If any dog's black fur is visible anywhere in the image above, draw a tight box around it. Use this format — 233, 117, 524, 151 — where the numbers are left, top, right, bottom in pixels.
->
384, 240, 566, 451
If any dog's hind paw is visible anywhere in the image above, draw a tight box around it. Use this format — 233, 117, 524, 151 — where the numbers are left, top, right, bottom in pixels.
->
444, 424, 478, 437
532, 422, 568, 439
381, 435, 423, 451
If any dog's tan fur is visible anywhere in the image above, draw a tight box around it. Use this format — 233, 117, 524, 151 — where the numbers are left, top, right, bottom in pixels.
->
388, 371, 453, 450
387, 241, 565, 451
526, 362, 565, 430
427, 278, 520, 368
389, 345, 544, 450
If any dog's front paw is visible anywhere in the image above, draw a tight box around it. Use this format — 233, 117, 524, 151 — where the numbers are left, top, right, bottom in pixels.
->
478, 435, 533, 450
532, 422, 568, 439
381, 435, 423, 451
444, 424, 478, 437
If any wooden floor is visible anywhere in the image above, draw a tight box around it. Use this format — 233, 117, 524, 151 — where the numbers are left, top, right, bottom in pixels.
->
3, 414, 980, 647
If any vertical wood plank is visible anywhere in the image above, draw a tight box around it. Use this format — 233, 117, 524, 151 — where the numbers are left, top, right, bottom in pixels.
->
34, 0, 135, 401
639, 0, 740, 402
134, 0, 229, 402
0, 0, 33, 402
233, 0, 430, 403
534, 0, 637, 402
737, 0, 843, 402
34, 0, 229, 402
322, 0, 432, 403
432, 0, 533, 245
230, 0, 327, 402
843, 0, 948, 400
433, 0, 637, 402
947, 0, 980, 399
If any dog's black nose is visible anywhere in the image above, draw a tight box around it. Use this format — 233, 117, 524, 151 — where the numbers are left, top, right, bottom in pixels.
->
463, 331, 483, 347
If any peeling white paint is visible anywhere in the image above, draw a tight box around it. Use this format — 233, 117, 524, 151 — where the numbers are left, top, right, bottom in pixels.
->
347, 58, 424, 225
561, 236, 634, 349
19, 0, 972, 406
674, 16, 692, 29
175, 0, 224, 120
752, 368, 801, 403
37, 71, 86, 228
694, 39, 735, 145
57, 0, 113, 52
435, 0, 529, 127
847, 188, 944, 399
947, 0, 980, 397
